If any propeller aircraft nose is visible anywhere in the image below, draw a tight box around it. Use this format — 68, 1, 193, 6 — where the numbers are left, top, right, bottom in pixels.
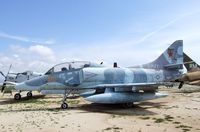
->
15, 75, 48, 91
15, 82, 29, 91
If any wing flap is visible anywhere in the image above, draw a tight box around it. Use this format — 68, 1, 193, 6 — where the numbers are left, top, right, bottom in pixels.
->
84, 82, 159, 89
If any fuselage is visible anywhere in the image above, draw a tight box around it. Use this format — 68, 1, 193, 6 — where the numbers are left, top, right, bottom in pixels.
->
180, 71, 200, 85
15, 67, 182, 91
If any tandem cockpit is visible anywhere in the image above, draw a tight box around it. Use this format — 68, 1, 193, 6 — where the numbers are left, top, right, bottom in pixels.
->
45, 61, 103, 75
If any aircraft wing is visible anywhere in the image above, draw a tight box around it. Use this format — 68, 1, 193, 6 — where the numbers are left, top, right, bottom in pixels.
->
82, 82, 169, 92
0, 82, 17, 86
84, 83, 158, 89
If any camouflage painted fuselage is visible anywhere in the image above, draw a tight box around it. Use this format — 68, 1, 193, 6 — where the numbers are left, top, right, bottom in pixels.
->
16, 66, 182, 91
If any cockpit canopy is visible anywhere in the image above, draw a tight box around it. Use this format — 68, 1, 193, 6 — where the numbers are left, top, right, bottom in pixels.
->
45, 61, 103, 75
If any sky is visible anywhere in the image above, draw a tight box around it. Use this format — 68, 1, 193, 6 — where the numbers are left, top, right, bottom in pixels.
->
0, 0, 200, 77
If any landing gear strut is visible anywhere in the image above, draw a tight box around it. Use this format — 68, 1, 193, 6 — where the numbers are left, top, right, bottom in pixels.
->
14, 93, 21, 100
27, 91, 32, 98
61, 89, 73, 109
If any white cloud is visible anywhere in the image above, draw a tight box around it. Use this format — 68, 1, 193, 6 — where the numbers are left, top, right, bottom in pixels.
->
0, 31, 56, 45
13, 54, 19, 58
10, 44, 56, 62
10, 45, 27, 53
0, 54, 54, 74
29, 45, 56, 62
0, 44, 58, 77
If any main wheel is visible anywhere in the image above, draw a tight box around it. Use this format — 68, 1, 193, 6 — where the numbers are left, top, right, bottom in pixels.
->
126, 102, 134, 108
27, 92, 32, 98
123, 102, 134, 108
61, 103, 68, 109
14, 93, 21, 100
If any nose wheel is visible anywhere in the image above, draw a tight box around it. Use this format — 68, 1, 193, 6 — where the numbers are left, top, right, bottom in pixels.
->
14, 93, 21, 100
61, 89, 74, 109
61, 91, 68, 109
61, 103, 68, 109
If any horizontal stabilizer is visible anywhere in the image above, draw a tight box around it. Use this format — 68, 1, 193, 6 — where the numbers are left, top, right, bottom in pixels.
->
164, 63, 183, 69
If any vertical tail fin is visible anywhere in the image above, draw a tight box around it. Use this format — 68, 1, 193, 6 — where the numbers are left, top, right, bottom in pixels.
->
141, 40, 183, 70
183, 52, 200, 72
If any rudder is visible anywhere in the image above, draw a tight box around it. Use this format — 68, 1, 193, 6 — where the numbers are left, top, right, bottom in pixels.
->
141, 40, 183, 70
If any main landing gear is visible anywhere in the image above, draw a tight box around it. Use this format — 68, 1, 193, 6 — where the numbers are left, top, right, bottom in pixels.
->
122, 102, 134, 108
27, 91, 33, 98
14, 91, 33, 100
14, 93, 21, 100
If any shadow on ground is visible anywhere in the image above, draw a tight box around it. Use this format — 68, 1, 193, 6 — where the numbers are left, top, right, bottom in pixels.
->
73, 102, 167, 116
0, 92, 168, 116
0, 100, 168, 116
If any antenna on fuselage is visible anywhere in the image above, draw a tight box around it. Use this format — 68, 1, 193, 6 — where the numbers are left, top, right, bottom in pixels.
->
113, 62, 118, 68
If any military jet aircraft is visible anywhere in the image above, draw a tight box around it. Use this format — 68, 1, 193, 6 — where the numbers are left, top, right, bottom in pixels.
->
178, 52, 200, 88
14, 40, 183, 109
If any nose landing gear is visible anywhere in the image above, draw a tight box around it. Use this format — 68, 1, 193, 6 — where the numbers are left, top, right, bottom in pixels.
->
61, 89, 74, 109
61, 102, 68, 109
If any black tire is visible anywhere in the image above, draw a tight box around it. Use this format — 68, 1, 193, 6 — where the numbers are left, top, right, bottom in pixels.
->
27, 92, 32, 98
126, 102, 134, 108
61, 103, 68, 109
123, 102, 134, 108
14, 93, 21, 100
